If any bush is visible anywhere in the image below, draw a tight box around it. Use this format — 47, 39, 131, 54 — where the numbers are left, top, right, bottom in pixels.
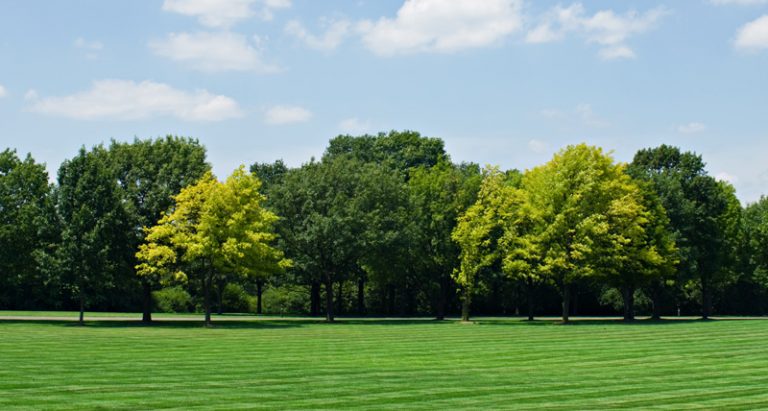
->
222, 283, 254, 313
153, 286, 192, 313
263, 285, 308, 315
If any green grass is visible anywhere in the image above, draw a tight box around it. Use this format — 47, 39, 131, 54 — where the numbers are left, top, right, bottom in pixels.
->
1, 317, 767, 410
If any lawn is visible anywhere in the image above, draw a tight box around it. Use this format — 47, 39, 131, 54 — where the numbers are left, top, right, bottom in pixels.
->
1, 317, 767, 410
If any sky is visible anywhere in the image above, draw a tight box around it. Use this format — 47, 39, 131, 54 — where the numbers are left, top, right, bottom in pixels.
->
0, 0, 767, 202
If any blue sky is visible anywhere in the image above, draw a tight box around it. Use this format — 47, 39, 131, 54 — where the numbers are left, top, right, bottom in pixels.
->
0, 0, 766, 202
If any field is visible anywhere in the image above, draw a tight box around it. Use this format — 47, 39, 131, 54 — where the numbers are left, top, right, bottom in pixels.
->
1, 314, 767, 410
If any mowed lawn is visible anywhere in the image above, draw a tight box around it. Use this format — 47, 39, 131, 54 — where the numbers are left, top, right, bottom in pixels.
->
1, 317, 767, 410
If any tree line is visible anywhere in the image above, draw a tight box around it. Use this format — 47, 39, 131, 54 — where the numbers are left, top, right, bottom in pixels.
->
1, 132, 767, 323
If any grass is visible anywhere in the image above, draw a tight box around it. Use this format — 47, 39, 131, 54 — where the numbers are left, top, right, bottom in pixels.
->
1, 316, 767, 409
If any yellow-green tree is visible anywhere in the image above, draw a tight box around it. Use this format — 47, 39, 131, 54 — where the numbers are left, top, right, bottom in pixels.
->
136, 167, 289, 326
452, 167, 517, 321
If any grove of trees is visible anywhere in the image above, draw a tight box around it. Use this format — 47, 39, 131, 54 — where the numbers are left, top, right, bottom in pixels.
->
1, 132, 766, 322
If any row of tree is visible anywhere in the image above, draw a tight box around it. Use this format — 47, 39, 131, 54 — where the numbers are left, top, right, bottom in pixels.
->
1, 132, 767, 323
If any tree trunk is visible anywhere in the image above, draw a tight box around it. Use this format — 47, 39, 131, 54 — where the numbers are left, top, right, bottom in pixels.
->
204, 278, 212, 327
325, 275, 335, 322
310, 281, 320, 316
436, 275, 448, 320
141, 279, 152, 323
561, 283, 570, 323
622, 285, 635, 321
461, 288, 471, 322
387, 284, 396, 316
357, 277, 365, 315
256, 280, 263, 315
701, 275, 711, 320
79, 292, 85, 325
526, 279, 535, 321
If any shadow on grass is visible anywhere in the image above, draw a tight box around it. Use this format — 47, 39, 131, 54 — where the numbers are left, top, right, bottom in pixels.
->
0, 316, 761, 329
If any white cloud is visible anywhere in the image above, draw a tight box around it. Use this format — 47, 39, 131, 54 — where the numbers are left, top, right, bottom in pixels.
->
575, 103, 609, 127
285, 19, 352, 51
716, 172, 739, 183
540, 104, 609, 128
0, 84, 7, 98
338, 117, 372, 134
74, 37, 103, 50
677, 122, 707, 134
162, 0, 290, 28
27, 80, 242, 122
735, 15, 768, 50
264, 105, 312, 125
598, 45, 635, 60
23, 89, 38, 101
358, 0, 523, 56
526, 4, 668, 60
528, 139, 549, 154
150, 32, 278, 73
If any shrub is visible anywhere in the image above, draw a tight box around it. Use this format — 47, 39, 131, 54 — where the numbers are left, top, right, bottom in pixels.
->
153, 286, 192, 313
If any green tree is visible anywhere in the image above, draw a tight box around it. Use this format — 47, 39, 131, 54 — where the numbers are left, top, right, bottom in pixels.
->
452, 167, 514, 321
109, 136, 209, 322
629, 145, 741, 319
511, 144, 670, 322
55, 147, 130, 324
267, 155, 407, 321
136, 167, 288, 326
409, 160, 482, 319
0, 149, 57, 309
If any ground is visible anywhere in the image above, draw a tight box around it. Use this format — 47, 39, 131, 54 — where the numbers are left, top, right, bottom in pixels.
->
1, 313, 767, 410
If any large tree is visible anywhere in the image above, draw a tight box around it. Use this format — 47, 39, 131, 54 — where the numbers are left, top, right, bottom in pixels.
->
55, 147, 130, 323
136, 167, 288, 326
508, 144, 672, 322
267, 155, 407, 321
629, 145, 741, 319
109, 136, 209, 322
0, 149, 57, 309
408, 160, 482, 319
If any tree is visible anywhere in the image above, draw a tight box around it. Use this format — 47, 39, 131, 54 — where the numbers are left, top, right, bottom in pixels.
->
109, 136, 209, 322
511, 144, 670, 322
409, 160, 482, 319
0, 149, 57, 309
55, 147, 130, 324
136, 167, 288, 326
324, 130, 445, 171
453, 167, 514, 321
267, 155, 407, 321
629, 145, 741, 319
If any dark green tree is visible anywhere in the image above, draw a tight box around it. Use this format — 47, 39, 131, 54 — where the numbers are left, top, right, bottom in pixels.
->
0, 149, 58, 309
55, 147, 130, 324
629, 145, 741, 319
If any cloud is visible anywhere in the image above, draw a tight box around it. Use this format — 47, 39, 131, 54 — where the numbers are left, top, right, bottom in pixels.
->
27, 80, 242, 122
338, 117, 372, 134
526, 4, 669, 60
23, 89, 38, 101
540, 104, 609, 128
150, 32, 278, 73
677, 122, 707, 134
0, 84, 6, 98
735, 15, 768, 50
264, 105, 312, 125
74, 37, 103, 51
161, 0, 290, 28
358, 0, 523, 56
528, 139, 549, 154
574, 103, 609, 127
285, 19, 352, 51
716, 172, 738, 183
